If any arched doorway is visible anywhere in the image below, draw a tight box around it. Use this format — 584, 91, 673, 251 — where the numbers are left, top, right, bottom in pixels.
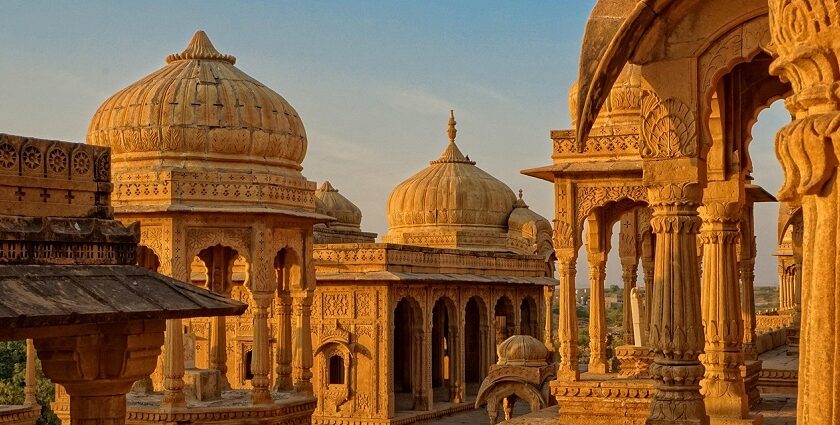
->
494, 296, 516, 360
431, 297, 458, 403
464, 296, 489, 396
519, 296, 538, 339
273, 248, 302, 392
136, 245, 160, 272
393, 297, 424, 411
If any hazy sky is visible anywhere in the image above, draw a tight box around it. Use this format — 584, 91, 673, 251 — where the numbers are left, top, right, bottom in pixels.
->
0, 1, 788, 287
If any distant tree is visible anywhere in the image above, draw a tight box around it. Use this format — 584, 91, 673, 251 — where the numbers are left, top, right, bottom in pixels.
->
0, 341, 59, 425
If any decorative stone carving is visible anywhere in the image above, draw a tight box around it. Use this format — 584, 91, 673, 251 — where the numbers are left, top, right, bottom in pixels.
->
640, 95, 697, 159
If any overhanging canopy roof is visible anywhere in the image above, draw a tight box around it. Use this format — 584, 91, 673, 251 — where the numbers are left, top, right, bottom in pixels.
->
0, 265, 247, 330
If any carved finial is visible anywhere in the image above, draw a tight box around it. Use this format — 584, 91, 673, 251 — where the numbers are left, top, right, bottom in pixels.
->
519, 189, 524, 200
167, 31, 236, 65
447, 110, 457, 143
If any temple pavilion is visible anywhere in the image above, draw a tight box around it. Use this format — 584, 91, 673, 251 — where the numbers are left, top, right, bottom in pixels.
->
307, 112, 557, 424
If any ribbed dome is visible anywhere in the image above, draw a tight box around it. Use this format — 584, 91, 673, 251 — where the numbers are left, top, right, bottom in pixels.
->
508, 191, 552, 240
87, 31, 307, 175
496, 335, 549, 367
386, 111, 516, 232
315, 181, 362, 230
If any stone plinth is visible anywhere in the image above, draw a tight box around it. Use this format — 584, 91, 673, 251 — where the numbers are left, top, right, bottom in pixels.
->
183, 369, 221, 401
615, 345, 653, 379
126, 390, 315, 425
550, 377, 655, 425
741, 361, 762, 408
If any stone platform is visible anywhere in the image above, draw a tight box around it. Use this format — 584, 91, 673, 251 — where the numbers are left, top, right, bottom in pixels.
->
0, 405, 40, 425
125, 390, 316, 425
758, 346, 799, 395
550, 374, 655, 425
491, 395, 797, 425
312, 395, 478, 425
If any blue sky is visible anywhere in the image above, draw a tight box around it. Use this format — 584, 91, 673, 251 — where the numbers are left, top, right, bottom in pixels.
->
0, 1, 787, 287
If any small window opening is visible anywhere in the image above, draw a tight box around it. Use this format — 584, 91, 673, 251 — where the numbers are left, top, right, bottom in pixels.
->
244, 350, 253, 380
329, 354, 345, 385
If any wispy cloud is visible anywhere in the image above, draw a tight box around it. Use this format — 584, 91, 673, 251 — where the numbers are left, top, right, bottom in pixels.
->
388, 87, 455, 115
464, 81, 510, 103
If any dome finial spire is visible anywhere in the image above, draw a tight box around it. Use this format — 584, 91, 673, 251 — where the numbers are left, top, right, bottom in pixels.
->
447, 110, 457, 144
166, 30, 236, 64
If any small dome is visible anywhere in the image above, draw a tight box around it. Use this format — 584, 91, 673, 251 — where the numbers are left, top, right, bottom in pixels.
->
87, 31, 307, 175
315, 181, 363, 230
496, 335, 548, 367
508, 191, 553, 255
386, 111, 516, 232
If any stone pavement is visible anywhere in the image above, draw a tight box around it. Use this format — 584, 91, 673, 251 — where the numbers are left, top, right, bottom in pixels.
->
415, 395, 797, 424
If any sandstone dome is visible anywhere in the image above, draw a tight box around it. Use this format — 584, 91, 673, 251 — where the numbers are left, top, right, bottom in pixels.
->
315, 181, 363, 230
385, 111, 517, 235
496, 335, 549, 367
87, 31, 307, 176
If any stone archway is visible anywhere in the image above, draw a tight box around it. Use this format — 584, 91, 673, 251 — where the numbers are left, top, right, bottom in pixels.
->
393, 297, 425, 411
493, 296, 516, 360
519, 296, 538, 339
431, 297, 459, 403
464, 296, 490, 396
136, 245, 160, 272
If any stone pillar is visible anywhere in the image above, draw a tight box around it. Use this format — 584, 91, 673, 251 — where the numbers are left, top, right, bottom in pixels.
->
619, 210, 640, 346
768, 4, 840, 420
449, 322, 463, 403
543, 285, 554, 353
208, 316, 229, 389
411, 327, 427, 410
587, 258, 608, 373
35, 320, 164, 425
740, 259, 758, 361
251, 292, 273, 404
161, 319, 186, 407
640, 230, 655, 343
275, 292, 293, 391
24, 339, 36, 405
698, 197, 758, 424
622, 263, 639, 345
292, 291, 314, 396
646, 182, 707, 425
555, 255, 579, 381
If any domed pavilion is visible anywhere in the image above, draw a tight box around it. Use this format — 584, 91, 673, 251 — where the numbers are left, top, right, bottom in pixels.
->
309, 112, 556, 425
313, 181, 376, 244
383, 111, 551, 256
61, 31, 331, 425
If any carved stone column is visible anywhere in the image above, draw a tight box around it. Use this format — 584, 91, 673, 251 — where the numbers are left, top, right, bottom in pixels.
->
24, 339, 36, 405
740, 259, 758, 361
208, 316, 229, 389
768, 4, 840, 421
622, 263, 639, 345
640, 231, 655, 343
161, 319, 186, 407
698, 199, 758, 424
449, 322, 463, 403
275, 292, 293, 391
35, 321, 164, 425
543, 285, 554, 354
646, 182, 707, 425
555, 254, 579, 381
251, 292, 273, 404
587, 258, 608, 373
292, 290, 314, 396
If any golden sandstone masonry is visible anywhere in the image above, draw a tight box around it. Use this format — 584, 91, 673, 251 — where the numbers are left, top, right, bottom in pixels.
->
7, 1, 840, 423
